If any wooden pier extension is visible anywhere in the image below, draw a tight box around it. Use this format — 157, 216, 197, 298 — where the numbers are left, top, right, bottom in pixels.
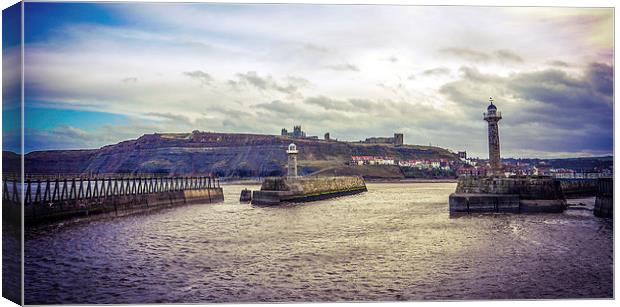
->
2, 176, 224, 225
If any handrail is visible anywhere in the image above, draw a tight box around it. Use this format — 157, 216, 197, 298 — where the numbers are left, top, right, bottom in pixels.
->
2, 176, 220, 206
2, 172, 216, 180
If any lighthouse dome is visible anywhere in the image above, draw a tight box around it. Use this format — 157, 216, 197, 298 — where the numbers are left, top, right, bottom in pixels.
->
288, 143, 297, 151
487, 103, 497, 111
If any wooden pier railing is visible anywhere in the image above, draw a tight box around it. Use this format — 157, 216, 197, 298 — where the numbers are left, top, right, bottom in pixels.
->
2, 176, 220, 206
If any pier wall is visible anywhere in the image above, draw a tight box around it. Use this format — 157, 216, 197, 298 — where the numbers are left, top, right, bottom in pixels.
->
594, 178, 613, 218
22, 188, 224, 225
3, 176, 224, 225
253, 176, 367, 205
558, 179, 598, 197
455, 177, 563, 199
450, 176, 566, 214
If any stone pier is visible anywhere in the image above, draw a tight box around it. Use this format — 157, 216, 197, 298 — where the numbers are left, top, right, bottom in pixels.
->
449, 176, 567, 214
3, 176, 225, 225
252, 176, 367, 205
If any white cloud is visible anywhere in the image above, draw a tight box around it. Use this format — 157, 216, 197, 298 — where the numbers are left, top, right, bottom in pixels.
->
23, 4, 613, 157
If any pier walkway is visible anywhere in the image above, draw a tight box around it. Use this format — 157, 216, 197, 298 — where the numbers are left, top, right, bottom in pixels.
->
2, 176, 224, 225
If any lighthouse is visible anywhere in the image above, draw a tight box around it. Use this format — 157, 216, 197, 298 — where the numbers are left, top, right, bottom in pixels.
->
286, 143, 299, 177
483, 97, 503, 176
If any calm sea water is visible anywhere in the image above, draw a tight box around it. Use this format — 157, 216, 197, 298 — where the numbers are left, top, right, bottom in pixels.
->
24, 183, 613, 304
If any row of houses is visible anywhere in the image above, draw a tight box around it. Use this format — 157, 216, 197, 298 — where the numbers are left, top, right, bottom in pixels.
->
350, 156, 396, 166
456, 164, 613, 178
349, 156, 452, 170
543, 168, 613, 179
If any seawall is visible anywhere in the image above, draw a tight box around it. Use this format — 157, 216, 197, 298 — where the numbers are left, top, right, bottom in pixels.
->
449, 176, 566, 214
252, 176, 367, 205
24, 188, 224, 225
2, 176, 224, 226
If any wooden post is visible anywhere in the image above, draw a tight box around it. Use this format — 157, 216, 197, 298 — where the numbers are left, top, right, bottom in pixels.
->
61, 179, 68, 201
93, 179, 99, 198
34, 179, 42, 205
25, 179, 32, 206
111, 178, 117, 196
77, 179, 84, 200
12, 179, 19, 203
85, 178, 92, 199
2, 178, 8, 201
119, 178, 125, 196
51, 179, 59, 202
70, 179, 76, 200
106, 178, 112, 198
43, 179, 51, 203
132, 178, 137, 195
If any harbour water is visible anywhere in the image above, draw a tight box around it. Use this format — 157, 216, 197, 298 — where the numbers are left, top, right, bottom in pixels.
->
24, 183, 613, 304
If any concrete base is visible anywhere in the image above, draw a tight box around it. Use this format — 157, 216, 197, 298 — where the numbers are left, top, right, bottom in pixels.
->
449, 193, 519, 213
449, 193, 566, 214
519, 199, 567, 213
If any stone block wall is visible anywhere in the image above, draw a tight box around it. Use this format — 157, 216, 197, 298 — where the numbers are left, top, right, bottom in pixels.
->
594, 178, 613, 218
450, 176, 567, 214
449, 194, 520, 214
253, 176, 367, 205
24, 187, 224, 225
455, 177, 564, 200
260, 176, 366, 195
559, 179, 598, 196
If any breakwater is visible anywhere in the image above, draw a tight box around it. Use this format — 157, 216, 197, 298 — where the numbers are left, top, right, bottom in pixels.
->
252, 176, 367, 205
2, 176, 224, 225
449, 176, 566, 214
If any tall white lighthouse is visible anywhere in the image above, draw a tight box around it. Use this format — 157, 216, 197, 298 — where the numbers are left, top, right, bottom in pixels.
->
286, 143, 298, 177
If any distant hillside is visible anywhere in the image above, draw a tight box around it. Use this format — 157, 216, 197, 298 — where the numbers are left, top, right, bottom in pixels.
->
2, 150, 20, 175
22, 131, 459, 178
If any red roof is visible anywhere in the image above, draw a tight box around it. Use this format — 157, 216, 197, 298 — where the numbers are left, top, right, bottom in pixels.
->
351, 156, 374, 161
351, 156, 396, 161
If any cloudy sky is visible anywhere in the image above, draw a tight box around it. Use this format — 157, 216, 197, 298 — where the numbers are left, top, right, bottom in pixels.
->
19, 2, 613, 157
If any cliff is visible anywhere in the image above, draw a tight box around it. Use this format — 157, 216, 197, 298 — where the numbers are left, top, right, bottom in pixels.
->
23, 131, 459, 177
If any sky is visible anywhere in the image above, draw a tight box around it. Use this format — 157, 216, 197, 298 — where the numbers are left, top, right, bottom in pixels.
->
16, 2, 614, 157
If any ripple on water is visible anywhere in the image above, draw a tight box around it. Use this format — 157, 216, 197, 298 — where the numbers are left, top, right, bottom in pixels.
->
23, 183, 613, 304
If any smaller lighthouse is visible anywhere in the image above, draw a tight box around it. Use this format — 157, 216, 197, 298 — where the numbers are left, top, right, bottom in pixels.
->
483, 97, 503, 176
286, 143, 299, 177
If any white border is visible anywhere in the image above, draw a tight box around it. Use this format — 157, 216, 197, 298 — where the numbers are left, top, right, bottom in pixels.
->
0, 1, 616, 307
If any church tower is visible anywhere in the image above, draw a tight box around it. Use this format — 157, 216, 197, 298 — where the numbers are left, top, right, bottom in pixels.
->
483, 97, 502, 176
